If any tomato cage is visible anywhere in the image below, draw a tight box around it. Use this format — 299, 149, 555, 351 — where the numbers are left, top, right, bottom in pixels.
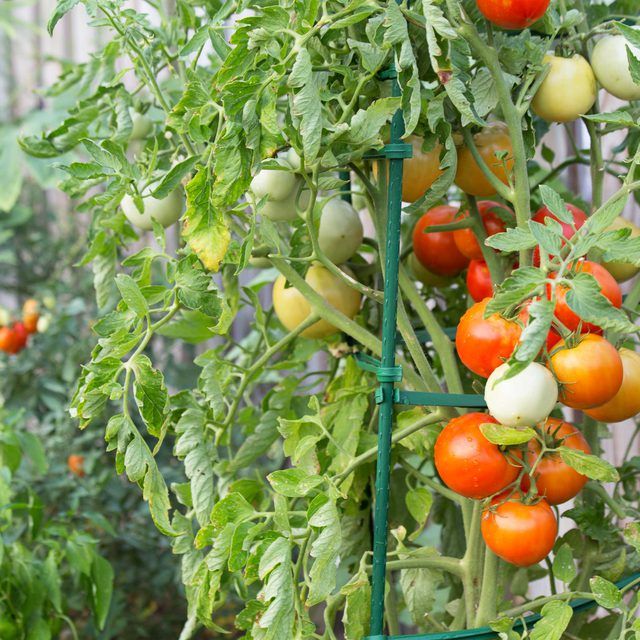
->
355, 30, 640, 640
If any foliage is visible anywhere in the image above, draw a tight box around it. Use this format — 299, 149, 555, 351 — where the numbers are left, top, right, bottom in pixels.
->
14, 0, 640, 637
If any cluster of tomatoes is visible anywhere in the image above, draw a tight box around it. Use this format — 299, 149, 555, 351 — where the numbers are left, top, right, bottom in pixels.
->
476, 0, 639, 108
0, 300, 41, 355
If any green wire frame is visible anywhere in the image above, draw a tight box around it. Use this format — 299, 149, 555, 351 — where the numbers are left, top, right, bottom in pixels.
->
358, 12, 640, 638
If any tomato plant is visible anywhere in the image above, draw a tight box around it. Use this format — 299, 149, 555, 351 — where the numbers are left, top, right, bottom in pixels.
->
16, 0, 640, 638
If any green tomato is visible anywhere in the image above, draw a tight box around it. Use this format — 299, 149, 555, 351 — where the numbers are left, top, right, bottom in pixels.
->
591, 34, 640, 101
121, 189, 184, 230
0, 619, 19, 639
408, 253, 451, 287
258, 181, 310, 221
601, 217, 640, 282
129, 108, 153, 140
250, 158, 297, 202
532, 54, 597, 123
318, 199, 364, 264
285, 148, 301, 171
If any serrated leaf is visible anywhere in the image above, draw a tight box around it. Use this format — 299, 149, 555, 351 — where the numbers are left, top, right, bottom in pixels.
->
131, 354, 168, 437
530, 600, 572, 640
406, 487, 433, 541
486, 267, 545, 315
529, 220, 564, 256
48, 0, 79, 35
539, 185, 574, 224
115, 274, 148, 317
268, 468, 323, 497
558, 447, 619, 482
485, 226, 537, 252
623, 522, 640, 552
565, 272, 637, 333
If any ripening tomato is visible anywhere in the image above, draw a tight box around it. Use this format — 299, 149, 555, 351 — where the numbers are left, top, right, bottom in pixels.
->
434, 413, 520, 500
476, 0, 550, 30
485, 362, 558, 427
481, 495, 557, 567
549, 334, 623, 409
68, 454, 86, 477
600, 217, 640, 283
523, 418, 590, 505
591, 34, 640, 101
412, 206, 470, 276
585, 349, 640, 423
272, 264, 362, 339
455, 124, 514, 198
409, 253, 452, 288
456, 298, 522, 378
402, 136, 444, 202
549, 260, 622, 333
453, 200, 512, 260
466, 260, 493, 302
0, 327, 18, 354
532, 203, 587, 265
532, 54, 597, 123
12, 323, 28, 353
22, 298, 39, 334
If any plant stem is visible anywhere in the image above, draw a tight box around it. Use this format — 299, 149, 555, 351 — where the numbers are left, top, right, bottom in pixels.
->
475, 549, 498, 626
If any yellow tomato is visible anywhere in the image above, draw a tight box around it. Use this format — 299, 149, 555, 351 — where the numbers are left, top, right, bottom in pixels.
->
272, 264, 361, 339
532, 54, 597, 123
585, 349, 640, 423
402, 136, 444, 203
454, 123, 514, 197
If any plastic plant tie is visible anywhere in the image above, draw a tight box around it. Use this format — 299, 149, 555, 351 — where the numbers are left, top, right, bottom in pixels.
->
396, 390, 487, 408
355, 353, 403, 382
365, 142, 413, 160
378, 67, 398, 80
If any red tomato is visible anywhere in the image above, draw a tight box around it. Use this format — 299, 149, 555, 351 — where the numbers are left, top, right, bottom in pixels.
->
481, 495, 557, 567
546, 329, 562, 351
456, 298, 522, 378
412, 206, 470, 276
453, 201, 512, 260
12, 323, 28, 353
476, 0, 550, 29
549, 334, 623, 409
466, 260, 493, 302
434, 413, 520, 499
532, 204, 587, 265
549, 260, 622, 333
522, 418, 590, 505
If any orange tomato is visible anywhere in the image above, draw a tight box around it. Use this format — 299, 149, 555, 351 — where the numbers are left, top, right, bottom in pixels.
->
68, 455, 86, 478
453, 200, 512, 260
585, 348, 640, 423
549, 334, 623, 409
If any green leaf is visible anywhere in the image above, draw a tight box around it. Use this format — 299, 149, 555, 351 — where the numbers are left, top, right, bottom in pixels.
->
485, 226, 537, 252
552, 544, 576, 584
48, 0, 79, 35
90, 554, 114, 630
341, 570, 371, 639
210, 493, 255, 531
529, 220, 564, 256
131, 354, 168, 438
565, 272, 637, 333
511, 298, 554, 365
583, 110, 637, 127
618, 22, 640, 48
267, 468, 323, 497
288, 48, 322, 161
406, 487, 433, 541
486, 267, 545, 315
590, 576, 622, 609
114, 274, 148, 317
42, 553, 62, 612
307, 495, 341, 606
558, 447, 619, 482
530, 600, 573, 640
538, 185, 574, 224
151, 157, 197, 199
480, 423, 536, 445
624, 522, 640, 553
